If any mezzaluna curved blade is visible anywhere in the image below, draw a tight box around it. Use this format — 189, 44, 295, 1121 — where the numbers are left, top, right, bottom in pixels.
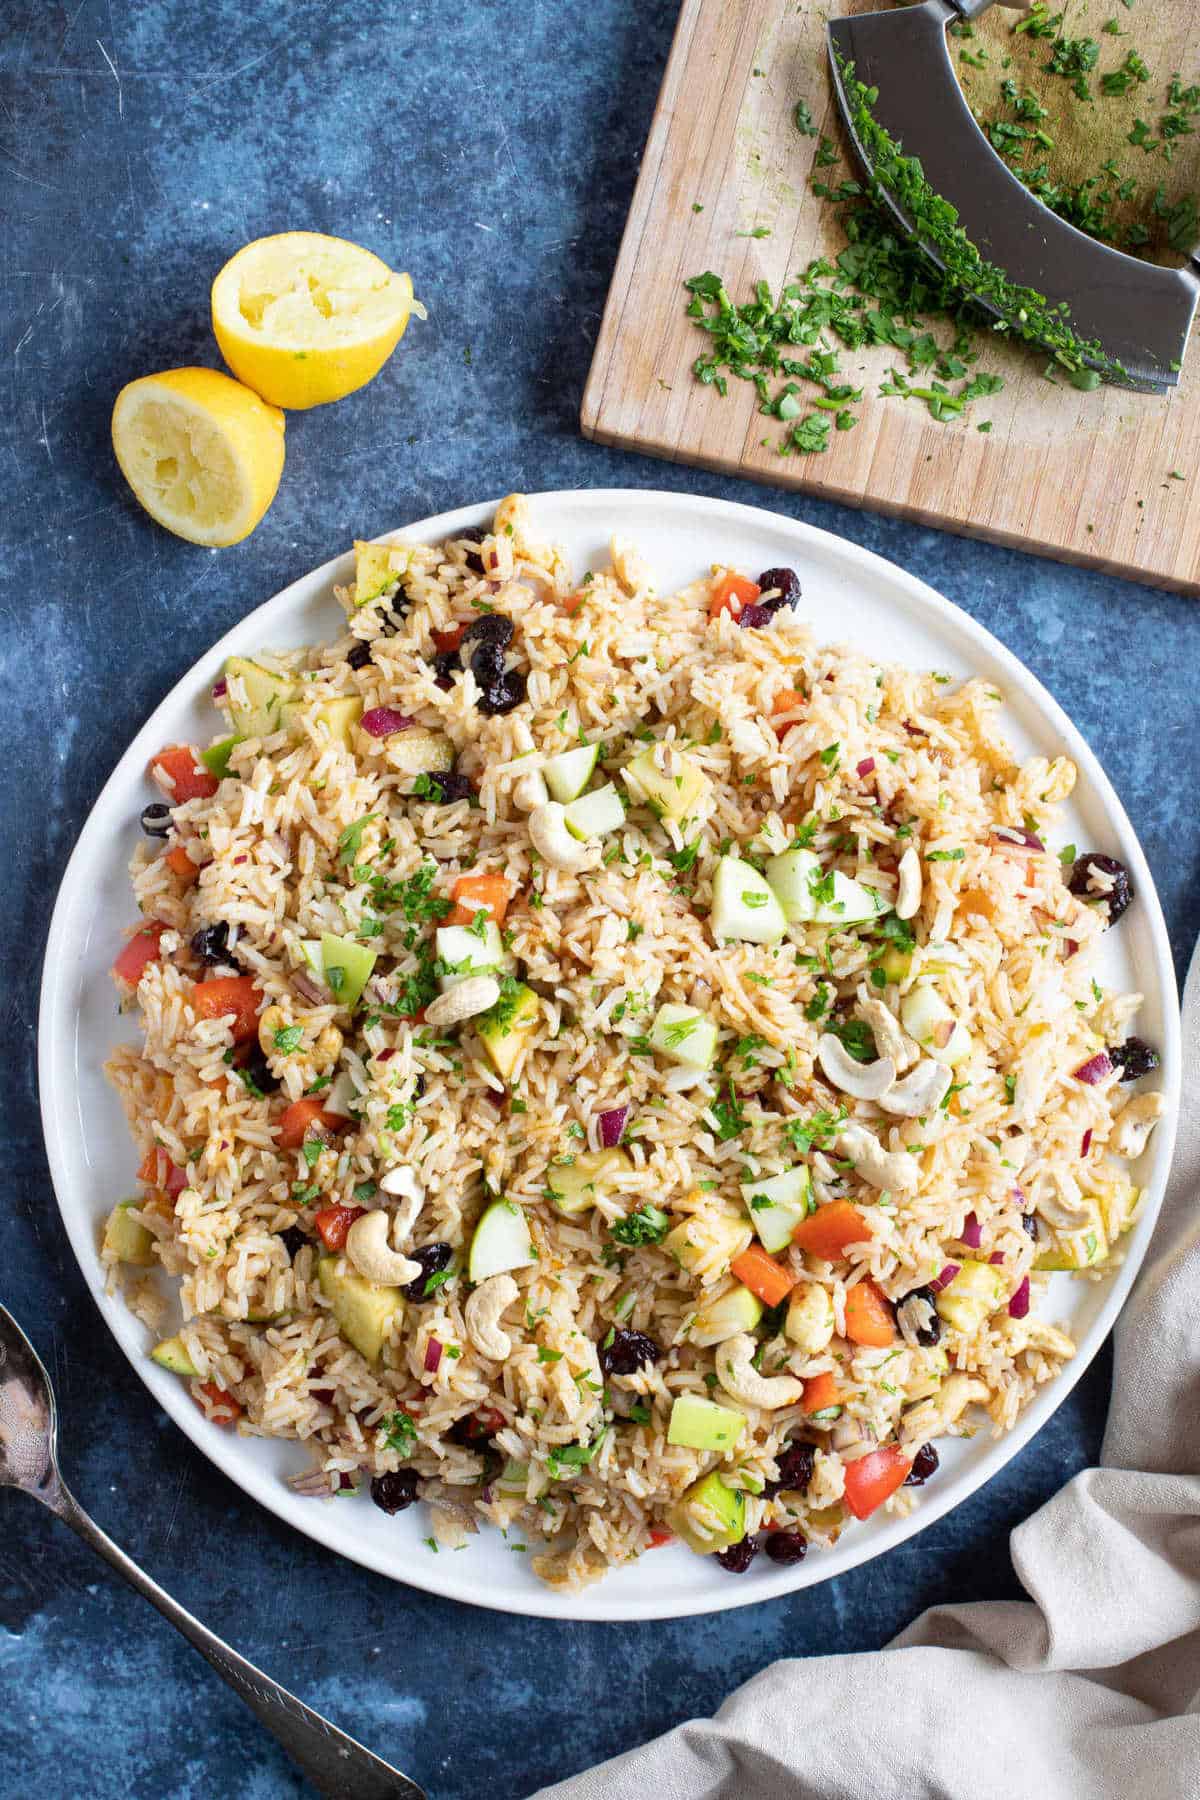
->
827, 0, 1198, 392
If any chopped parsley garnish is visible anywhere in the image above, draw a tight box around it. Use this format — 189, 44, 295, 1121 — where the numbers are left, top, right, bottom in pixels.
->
381, 1410, 418, 1455
273, 1025, 304, 1054
610, 1205, 670, 1247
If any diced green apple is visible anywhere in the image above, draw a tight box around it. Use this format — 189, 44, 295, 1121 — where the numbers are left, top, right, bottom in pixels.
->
666, 1392, 745, 1453
476, 982, 541, 1080
662, 1212, 752, 1279
542, 743, 599, 803
547, 1148, 633, 1216
468, 1199, 535, 1282
281, 695, 363, 748
103, 1199, 155, 1266
649, 1002, 718, 1070
765, 848, 821, 923
710, 856, 787, 945
223, 656, 299, 739
150, 1334, 199, 1377
622, 746, 711, 824
318, 1257, 403, 1363
667, 1470, 747, 1555
740, 1164, 813, 1254
688, 1284, 763, 1348
933, 1259, 1006, 1332
563, 783, 625, 840
435, 922, 505, 988
319, 933, 378, 1009
200, 735, 242, 780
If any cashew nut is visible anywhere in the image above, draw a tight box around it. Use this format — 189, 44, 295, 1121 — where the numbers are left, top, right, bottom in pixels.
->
464, 1273, 519, 1361
610, 534, 654, 595
714, 1334, 804, 1411
899, 1372, 989, 1450
858, 997, 916, 1071
877, 1058, 953, 1118
784, 1282, 835, 1354
1034, 1171, 1092, 1232
528, 802, 598, 873
257, 1004, 288, 1058
513, 769, 549, 812
378, 1167, 424, 1240
817, 1034, 896, 1101
836, 1122, 919, 1194
423, 974, 502, 1030
344, 1209, 422, 1287
896, 846, 923, 920
999, 1317, 1076, 1361
1110, 1091, 1167, 1160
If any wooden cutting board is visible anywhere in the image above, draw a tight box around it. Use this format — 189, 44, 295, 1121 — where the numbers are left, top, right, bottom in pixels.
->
582, 0, 1200, 593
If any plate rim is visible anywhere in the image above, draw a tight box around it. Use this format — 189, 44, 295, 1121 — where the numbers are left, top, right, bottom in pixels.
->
38, 486, 1181, 1623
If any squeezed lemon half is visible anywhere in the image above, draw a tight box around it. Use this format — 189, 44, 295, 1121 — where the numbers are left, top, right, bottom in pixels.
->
211, 231, 421, 409
111, 367, 286, 547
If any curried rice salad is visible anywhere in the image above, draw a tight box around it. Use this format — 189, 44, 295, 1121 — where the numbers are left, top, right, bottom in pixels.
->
103, 495, 1166, 1589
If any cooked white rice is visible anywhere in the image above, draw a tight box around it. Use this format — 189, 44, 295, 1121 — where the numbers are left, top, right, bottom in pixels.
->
102, 493, 1161, 1589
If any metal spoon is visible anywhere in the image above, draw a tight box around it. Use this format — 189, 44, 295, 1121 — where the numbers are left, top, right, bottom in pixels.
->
0, 1304, 424, 1799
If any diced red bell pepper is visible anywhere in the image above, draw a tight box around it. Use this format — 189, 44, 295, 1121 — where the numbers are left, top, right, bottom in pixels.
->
843, 1279, 897, 1349
191, 975, 262, 1043
137, 1148, 189, 1196
277, 1097, 341, 1150
792, 1199, 873, 1261
771, 688, 806, 736
112, 922, 167, 987
730, 1244, 795, 1308
432, 623, 467, 654
448, 871, 513, 927
165, 844, 199, 884
843, 1445, 912, 1520
150, 744, 219, 803
647, 1526, 674, 1548
801, 1371, 841, 1416
708, 572, 761, 622
195, 1381, 242, 1425
313, 1203, 365, 1251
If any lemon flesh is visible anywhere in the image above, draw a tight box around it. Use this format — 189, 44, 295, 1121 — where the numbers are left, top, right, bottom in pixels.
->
211, 231, 419, 409
111, 367, 285, 547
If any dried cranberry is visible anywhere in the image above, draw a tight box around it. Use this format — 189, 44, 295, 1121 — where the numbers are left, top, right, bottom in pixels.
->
1109, 1037, 1160, 1082
598, 1327, 661, 1377
237, 1043, 280, 1095
479, 671, 526, 716
737, 602, 775, 631
422, 770, 475, 805
278, 1225, 309, 1261
454, 526, 488, 574
190, 921, 240, 969
402, 1242, 454, 1302
897, 1286, 941, 1347
469, 640, 507, 685
904, 1443, 939, 1487
433, 650, 460, 689
1069, 854, 1132, 924
764, 1529, 808, 1565
714, 1536, 759, 1573
462, 614, 514, 651
370, 1469, 420, 1514
448, 1407, 505, 1446
346, 640, 373, 671
140, 802, 172, 838
755, 567, 802, 613
762, 1439, 815, 1499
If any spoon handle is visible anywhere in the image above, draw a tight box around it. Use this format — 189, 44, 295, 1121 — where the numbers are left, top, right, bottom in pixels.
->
52, 1481, 424, 1799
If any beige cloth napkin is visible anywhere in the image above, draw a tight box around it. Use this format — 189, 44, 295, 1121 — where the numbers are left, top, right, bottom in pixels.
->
534, 950, 1200, 1800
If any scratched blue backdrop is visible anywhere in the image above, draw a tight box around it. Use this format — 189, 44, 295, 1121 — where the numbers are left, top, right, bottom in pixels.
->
3, 4, 1199, 1797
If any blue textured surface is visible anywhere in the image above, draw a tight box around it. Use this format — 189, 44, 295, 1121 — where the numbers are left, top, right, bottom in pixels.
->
2, 3, 1198, 1796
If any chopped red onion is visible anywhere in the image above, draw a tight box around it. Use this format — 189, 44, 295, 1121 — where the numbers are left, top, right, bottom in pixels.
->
737, 602, 775, 630
856, 757, 876, 778
989, 1251, 1005, 1265
211, 677, 228, 700
960, 1212, 982, 1249
1081, 1128, 1093, 1156
597, 1105, 631, 1148
424, 1338, 443, 1375
1073, 1051, 1113, 1086
989, 826, 1045, 855
1008, 1276, 1031, 1320
233, 855, 248, 865
377, 1048, 396, 1063
1064, 938, 1080, 959
481, 1484, 495, 1504
290, 969, 326, 1005
930, 1263, 961, 1291
1011, 1185, 1027, 1206
361, 706, 415, 738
